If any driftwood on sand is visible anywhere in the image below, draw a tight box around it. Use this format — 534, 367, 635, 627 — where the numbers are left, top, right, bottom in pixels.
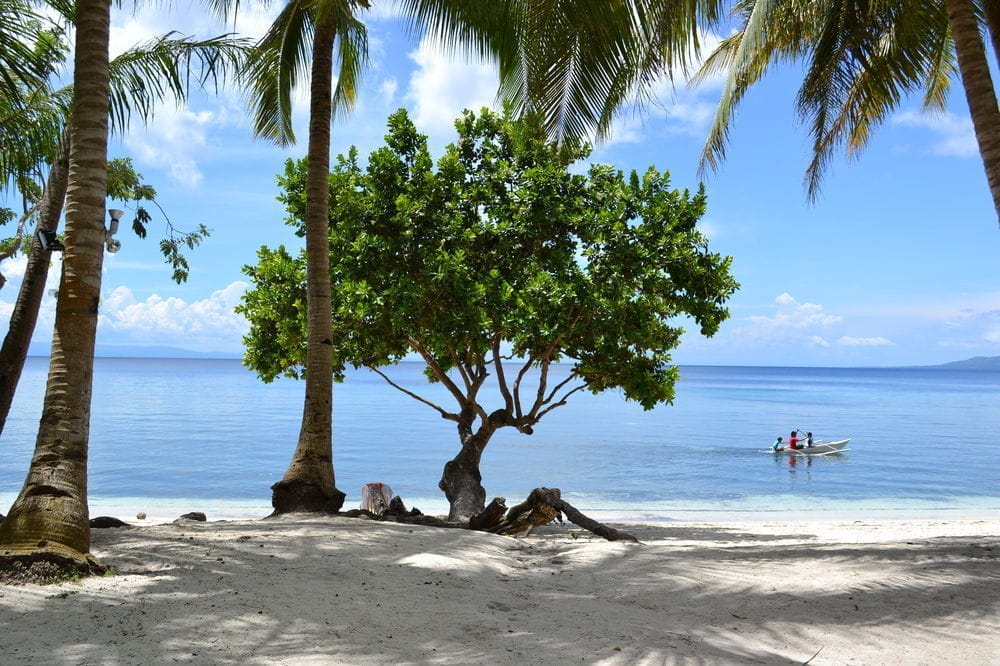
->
348, 486, 638, 542
485, 487, 639, 542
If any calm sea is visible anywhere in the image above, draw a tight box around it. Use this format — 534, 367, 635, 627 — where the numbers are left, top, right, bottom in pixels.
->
1, 358, 998, 522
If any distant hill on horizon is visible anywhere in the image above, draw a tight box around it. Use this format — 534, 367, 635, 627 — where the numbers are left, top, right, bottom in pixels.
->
28, 343, 242, 360
926, 355, 1000, 370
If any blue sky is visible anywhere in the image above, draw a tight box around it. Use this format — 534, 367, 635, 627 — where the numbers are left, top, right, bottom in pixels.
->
2, 3, 998, 367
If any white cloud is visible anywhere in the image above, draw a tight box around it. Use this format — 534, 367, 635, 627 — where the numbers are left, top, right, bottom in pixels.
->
107, 5, 285, 187
99, 281, 249, 352
893, 110, 977, 158
696, 218, 721, 241
111, 3, 277, 56
405, 37, 500, 142
379, 78, 399, 107
0, 254, 62, 345
0, 253, 63, 291
748, 292, 842, 329
601, 28, 726, 146
696, 292, 855, 361
938, 307, 1000, 349
836, 336, 893, 347
123, 106, 222, 188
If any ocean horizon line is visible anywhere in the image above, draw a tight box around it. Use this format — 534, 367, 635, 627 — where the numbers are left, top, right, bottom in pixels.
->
25, 353, 1000, 372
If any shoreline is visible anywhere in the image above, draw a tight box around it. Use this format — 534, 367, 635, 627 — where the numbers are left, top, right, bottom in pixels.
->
84, 496, 1000, 527
5, 492, 999, 527
1, 514, 997, 664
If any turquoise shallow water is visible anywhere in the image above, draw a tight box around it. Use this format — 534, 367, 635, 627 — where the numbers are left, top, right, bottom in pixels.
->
1, 358, 998, 521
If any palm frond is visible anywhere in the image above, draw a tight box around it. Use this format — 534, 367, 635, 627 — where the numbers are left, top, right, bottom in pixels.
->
0, 1, 60, 96
331, 13, 368, 123
401, 0, 726, 145
694, 0, 968, 201
106, 32, 253, 135
797, 0, 956, 197
243, 0, 314, 145
397, 0, 509, 64
698, 0, 811, 175
0, 82, 65, 189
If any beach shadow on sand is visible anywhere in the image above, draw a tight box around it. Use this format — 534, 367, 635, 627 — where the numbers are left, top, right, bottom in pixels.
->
0, 515, 997, 664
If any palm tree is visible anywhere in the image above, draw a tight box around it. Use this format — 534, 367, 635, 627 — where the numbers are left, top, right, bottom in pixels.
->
944, 0, 1000, 225
0, 0, 113, 573
213, 1, 368, 514
0, 33, 250, 438
215, 0, 721, 515
692, 0, 1000, 225
0, 7, 250, 574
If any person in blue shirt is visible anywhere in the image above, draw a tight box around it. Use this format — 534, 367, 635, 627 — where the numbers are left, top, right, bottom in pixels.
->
771, 436, 784, 451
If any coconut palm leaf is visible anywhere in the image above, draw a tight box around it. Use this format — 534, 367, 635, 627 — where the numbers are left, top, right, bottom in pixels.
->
400, 0, 727, 143
693, 0, 992, 204
104, 32, 252, 135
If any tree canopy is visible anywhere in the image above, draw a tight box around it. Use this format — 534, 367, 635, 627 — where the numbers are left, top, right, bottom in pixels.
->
239, 108, 738, 520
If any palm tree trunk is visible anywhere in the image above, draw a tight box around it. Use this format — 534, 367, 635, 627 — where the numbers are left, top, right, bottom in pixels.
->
271, 17, 345, 514
0, 139, 70, 437
944, 0, 1000, 225
0, 0, 111, 573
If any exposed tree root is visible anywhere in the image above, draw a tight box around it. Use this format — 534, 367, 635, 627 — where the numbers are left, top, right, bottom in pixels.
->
270, 479, 346, 515
341, 487, 638, 542
0, 551, 107, 586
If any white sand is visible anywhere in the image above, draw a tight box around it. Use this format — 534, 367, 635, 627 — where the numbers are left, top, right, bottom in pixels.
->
1, 515, 998, 664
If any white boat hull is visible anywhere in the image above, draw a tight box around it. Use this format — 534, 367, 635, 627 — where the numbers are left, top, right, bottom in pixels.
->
787, 438, 851, 455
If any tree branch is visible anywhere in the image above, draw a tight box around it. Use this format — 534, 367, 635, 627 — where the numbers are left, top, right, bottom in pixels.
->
512, 355, 535, 419
367, 365, 457, 421
0, 205, 39, 264
467, 360, 493, 430
544, 370, 580, 406
535, 384, 586, 421
491, 334, 515, 414
408, 336, 470, 408
446, 340, 472, 393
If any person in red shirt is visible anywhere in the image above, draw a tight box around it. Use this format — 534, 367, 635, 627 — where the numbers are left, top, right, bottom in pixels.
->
788, 430, 802, 450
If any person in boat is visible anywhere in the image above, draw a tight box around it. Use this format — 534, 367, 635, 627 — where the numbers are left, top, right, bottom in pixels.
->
805, 432, 814, 448
788, 430, 803, 450
771, 436, 784, 451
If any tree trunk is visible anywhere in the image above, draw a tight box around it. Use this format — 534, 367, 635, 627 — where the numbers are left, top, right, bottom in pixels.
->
0, 0, 110, 575
271, 17, 345, 514
438, 422, 492, 522
0, 139, 70, 438
944, 0, 1000, 226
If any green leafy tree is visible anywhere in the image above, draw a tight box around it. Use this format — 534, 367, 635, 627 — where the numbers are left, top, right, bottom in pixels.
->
691, 0, 1000, 224
213, 0, 720, 515
239, 108, 739, 522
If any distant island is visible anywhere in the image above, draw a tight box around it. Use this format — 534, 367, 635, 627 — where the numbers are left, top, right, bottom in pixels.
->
28, 343, 242, 360
928, 356, 1000, 370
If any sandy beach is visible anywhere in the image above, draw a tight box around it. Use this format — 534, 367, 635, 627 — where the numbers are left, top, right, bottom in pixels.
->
1, 514, 998, 665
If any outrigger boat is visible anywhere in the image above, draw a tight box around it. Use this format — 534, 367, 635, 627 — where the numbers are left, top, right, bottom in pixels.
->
773, 438, 852, 456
